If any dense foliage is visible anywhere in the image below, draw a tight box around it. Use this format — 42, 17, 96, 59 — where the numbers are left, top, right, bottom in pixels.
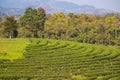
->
20, 8, 46, 38
0, 38, 120, 80
0, 8, 120, 46
0, 16, 18, 38
43, 13, 120, 46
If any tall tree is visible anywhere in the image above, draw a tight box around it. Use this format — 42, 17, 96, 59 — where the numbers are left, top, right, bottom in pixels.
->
2, 16, 18, 38
0, 17, 2, 36
0, 17, 1, 23
20, 7, 46, 38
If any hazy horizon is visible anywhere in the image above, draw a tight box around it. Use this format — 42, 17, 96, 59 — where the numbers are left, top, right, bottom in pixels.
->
0, 0, 120, 13
57, 0, 120, 12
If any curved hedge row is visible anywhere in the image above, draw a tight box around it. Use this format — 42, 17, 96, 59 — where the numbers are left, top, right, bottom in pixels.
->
0, 38, 120, 80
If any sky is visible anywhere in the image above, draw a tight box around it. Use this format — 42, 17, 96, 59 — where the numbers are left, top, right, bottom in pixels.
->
57, 0, 120, 12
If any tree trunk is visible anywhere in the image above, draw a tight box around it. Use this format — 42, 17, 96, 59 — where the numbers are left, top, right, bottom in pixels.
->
34, 31, 38, 38
115, 29, 118, 40
9, 35, 12, 39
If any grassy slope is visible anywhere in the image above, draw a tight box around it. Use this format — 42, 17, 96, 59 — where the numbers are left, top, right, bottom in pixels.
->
0, 38, 30, 60
0, 38, 120, 80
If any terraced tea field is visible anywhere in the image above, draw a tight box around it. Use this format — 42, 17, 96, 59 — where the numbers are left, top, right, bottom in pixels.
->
0, 38, 120, 80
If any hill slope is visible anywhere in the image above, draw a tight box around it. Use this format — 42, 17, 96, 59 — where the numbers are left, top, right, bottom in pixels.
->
0, 0, 116, 15
0, 38, 120, 79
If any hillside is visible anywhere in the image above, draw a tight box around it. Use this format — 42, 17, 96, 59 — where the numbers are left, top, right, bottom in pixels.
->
0, 0, 117, 15
0, 38, 120, 80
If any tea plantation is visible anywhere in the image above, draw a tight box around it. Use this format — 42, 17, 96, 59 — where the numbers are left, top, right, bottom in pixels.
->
0, 38, 120, 80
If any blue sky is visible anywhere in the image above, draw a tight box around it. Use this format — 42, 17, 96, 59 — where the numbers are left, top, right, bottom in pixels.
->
57, 0, 120, 12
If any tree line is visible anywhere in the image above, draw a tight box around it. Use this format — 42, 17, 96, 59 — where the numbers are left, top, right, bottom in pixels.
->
0, 7, 120, 46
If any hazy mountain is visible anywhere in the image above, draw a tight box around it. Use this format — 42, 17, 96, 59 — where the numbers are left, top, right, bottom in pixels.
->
0, 0, 50, 8
36, 3, 115, 15
0, 0, 117, 15
0, 7, 25, 15
0, 11, 6, 16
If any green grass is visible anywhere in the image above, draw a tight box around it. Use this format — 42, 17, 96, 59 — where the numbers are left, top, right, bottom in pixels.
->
0, 38, 120, 80
0, 38, 30, 60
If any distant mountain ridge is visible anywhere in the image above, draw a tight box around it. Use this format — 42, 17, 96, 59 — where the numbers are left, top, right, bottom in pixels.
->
0, 11, 6, 16
0, 7, 25, 15
0, 0, 118, 15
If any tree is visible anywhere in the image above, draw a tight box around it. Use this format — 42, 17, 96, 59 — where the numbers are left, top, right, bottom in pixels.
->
20, 7, 46, 38
2, 16, 18, 38
0, 17, 2, 36
0, 17, 2, 29
36, 8, 46, 38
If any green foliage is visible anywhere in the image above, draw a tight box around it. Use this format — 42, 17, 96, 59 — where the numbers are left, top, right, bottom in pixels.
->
1, 16, 18, 38
44, 13, 120, 46
20, 7, 46, 38
72, 75, 87, 80
0, 51, 7, 58
18, 78, 28, 80
96, 76, 106, 80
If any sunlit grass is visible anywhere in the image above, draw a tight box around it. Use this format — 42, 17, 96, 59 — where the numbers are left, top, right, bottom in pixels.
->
0, 38, 30, 60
